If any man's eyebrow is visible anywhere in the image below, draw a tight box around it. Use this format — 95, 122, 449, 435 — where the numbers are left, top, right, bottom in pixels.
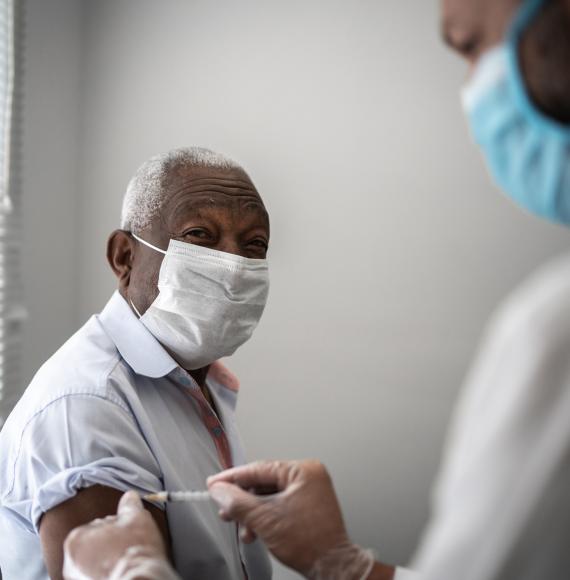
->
247, 204, 270, 226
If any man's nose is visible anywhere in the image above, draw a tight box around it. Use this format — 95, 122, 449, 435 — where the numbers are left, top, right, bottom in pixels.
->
215, 238, 243, 257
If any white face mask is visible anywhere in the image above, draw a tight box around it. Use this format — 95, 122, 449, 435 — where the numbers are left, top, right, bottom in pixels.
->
131, 234, 270, 370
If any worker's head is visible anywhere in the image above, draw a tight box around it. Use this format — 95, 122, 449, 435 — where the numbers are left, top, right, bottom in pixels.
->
442, 0, 570, 224
107, 147, 270, 370
442, 0, 570, 121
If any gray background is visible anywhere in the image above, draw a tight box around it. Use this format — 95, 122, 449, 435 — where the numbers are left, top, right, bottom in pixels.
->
21, 0, 570, 577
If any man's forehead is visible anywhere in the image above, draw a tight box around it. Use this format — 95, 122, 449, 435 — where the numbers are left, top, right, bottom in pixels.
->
159, 166, 269, 225
169, 164, 251, 182
164, 166, 261, 201
170, 193, 267, 215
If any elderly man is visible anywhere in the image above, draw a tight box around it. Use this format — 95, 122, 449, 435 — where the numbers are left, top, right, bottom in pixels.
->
62, 0, 570, 579
0, 147, 272, 580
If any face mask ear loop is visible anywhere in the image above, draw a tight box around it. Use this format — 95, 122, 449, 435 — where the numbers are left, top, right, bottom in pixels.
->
131, 232, 168, 255
129, 232, 166, 320
130, 299, 143, 319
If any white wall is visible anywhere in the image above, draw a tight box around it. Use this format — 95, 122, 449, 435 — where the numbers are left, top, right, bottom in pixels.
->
21, 0, 84, 386
22, 0, 570, 575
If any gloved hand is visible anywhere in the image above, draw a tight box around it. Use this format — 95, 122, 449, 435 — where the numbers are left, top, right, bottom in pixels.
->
208, 460, 391, 580
63, 491, 179, 580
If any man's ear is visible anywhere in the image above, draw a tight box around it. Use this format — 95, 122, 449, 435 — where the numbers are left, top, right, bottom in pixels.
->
107, 230, 135, 288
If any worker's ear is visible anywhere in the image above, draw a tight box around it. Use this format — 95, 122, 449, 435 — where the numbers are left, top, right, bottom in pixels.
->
107, 230, 135, 288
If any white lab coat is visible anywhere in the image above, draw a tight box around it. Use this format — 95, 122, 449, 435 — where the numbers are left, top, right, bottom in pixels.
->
409, 254, 570, 580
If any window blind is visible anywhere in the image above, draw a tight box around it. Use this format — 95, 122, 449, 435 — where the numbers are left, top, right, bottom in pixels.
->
0, 0, 24, 426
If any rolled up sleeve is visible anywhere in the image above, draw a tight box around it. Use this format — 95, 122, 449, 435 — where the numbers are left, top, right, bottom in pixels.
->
4, 393, 163, 532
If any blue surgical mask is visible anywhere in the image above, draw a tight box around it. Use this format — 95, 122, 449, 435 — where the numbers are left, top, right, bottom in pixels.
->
461, 0, 570, 224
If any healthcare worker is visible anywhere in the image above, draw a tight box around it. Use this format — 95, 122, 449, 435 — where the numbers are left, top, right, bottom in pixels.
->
63, 0, 570, 578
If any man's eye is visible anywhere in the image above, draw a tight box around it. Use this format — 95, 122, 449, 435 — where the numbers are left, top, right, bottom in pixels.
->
249, 239, 268, 250
185, 229, 211, 240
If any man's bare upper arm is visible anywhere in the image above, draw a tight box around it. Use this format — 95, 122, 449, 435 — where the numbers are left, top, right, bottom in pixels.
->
39, 484, 170, 580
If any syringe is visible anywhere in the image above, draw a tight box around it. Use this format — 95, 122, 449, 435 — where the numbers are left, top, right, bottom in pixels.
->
143, 490, 211, 503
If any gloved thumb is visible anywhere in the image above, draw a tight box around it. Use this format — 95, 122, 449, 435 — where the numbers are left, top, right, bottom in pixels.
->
209, 482, 261, 522
118, 490, 144, 516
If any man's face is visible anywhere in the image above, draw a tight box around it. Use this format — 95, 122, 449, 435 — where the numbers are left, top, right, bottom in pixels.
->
441, 0, 522, 67
120, 166, 270, 315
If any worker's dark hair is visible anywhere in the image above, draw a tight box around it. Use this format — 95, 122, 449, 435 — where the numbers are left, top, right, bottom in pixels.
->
520, 0, 570, 123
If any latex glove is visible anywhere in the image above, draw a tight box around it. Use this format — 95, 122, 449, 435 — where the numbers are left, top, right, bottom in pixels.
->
63, 491, 179, 580
208, 460, 382, 580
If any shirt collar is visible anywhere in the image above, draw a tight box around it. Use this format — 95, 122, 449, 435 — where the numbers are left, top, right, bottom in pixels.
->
97, 292, 243, 397
98, 291, 178, 378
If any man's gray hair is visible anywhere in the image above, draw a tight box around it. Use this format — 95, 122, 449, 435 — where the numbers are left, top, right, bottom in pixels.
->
121, 146, 243, 233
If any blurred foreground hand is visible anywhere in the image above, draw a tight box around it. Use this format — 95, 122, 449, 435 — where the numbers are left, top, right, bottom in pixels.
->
63, 491, 178, 580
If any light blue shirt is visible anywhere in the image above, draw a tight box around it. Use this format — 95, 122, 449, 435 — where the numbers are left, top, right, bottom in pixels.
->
0, 291, 271, 580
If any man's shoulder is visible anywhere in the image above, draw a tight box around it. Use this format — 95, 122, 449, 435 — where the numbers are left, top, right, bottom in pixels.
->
0, 312, 145, 506
33, 314, 124, 394
2, 313, 132, 440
